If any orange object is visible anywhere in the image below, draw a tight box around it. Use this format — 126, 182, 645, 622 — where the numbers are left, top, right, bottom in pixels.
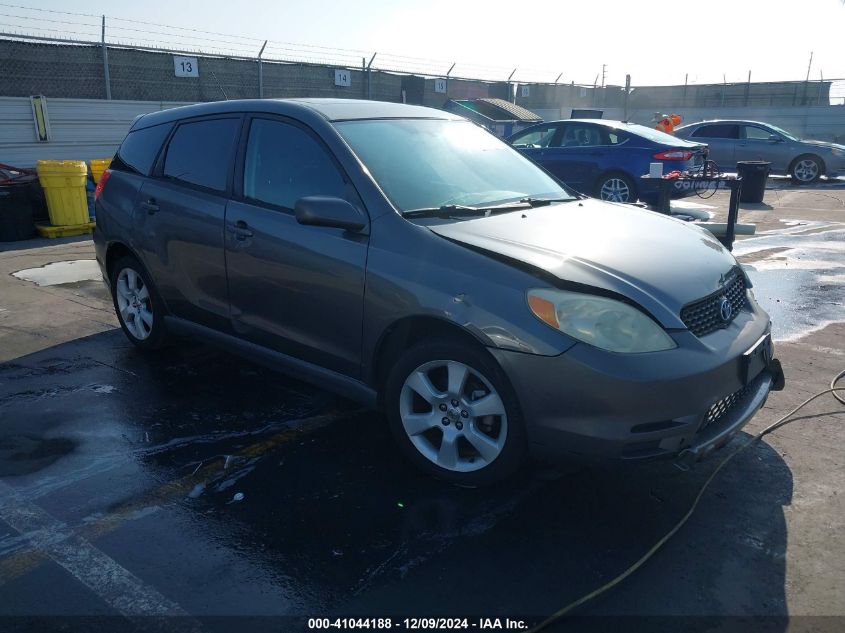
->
527, 294, 558, 328
670, 114, 682, 126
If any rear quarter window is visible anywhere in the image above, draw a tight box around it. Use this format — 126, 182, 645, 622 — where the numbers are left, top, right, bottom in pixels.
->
112, 122, 173, 176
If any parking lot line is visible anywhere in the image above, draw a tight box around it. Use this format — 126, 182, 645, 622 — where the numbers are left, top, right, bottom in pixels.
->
0, 409, 355, 587
0, 481, 198, 623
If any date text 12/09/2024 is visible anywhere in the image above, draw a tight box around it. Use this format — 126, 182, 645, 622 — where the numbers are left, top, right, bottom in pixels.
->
307, 618, 528, 630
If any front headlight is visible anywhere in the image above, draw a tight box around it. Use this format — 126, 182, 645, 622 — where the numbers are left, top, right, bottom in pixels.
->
527, 288, 677, 353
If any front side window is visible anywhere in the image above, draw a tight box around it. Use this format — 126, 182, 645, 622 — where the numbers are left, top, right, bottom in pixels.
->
113, 122, 172, 176
744, 126, 775, 140
691, 124, 740, 139
510, 125, 556, 148
336, 119, 572, 212
163, 118, 240, 191
243, 118, 347, 210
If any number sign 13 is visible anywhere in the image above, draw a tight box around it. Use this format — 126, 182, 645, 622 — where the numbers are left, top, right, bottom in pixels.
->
174, 56, 199, 78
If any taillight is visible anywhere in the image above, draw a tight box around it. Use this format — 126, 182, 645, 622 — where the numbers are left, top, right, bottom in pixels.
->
94, 168, 112, 202
653, 149, 693, 161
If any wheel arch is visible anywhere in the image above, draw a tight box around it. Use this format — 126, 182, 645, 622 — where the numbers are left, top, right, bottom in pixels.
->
369, 315, 493, 399
105, 241, 157, 294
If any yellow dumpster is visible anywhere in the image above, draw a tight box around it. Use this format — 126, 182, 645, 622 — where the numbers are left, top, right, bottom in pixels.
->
36, 160, 89, 227
89, 158, 112, 184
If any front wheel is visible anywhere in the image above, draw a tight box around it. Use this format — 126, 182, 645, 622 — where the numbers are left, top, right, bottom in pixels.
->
790, 155, 822, 183
384, 338, 526, 486
596, 173, 636, 203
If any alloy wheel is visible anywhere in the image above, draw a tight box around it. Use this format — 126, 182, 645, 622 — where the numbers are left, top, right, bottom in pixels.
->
116, 267, 153, 341
600, 178, 631, 202
399, 360, 507, 473
793, 159, 819, 182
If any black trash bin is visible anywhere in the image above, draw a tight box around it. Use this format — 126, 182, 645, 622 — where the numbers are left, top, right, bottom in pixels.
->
736, 161, 771, 203
0, 183, 36, 242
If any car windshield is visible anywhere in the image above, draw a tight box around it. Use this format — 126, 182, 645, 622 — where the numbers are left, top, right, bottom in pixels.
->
335, 118, 574, 213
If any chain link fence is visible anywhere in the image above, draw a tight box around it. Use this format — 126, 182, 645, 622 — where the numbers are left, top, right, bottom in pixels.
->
2, 32, 842, 112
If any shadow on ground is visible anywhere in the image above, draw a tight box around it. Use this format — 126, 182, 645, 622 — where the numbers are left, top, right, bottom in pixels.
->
0, 331, 792, 630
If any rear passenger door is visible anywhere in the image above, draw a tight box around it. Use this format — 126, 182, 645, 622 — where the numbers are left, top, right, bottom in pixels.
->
689, 123, 739, 170
133, 116, 241, 332
224, 116, 368, 377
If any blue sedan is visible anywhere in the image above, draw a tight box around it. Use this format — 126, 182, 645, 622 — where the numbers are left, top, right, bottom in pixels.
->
507, 119, 708, 204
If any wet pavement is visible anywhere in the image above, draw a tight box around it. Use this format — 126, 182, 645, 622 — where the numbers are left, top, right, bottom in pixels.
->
1, 186, 844, 632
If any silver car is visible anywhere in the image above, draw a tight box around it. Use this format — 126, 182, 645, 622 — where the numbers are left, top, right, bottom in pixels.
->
675, 119, 845, 183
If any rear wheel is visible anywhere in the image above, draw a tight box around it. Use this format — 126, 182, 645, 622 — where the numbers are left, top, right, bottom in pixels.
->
790, 155, 823, 183
110, 254, 168, 350
596, 172, 636, 203
384, 338, 526, 486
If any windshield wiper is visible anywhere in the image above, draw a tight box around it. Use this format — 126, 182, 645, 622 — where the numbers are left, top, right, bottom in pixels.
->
402, 196, 578, 219
402, 204, 490, 219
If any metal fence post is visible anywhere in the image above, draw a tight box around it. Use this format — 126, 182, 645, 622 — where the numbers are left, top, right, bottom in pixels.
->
101, 15, 111, 100
623, 74, 630, 120
257, 40, 267, 98
366, 53, 377, 100
507, 69, 516, 103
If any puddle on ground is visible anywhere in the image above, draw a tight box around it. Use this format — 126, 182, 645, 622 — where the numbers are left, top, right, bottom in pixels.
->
12, 259, 101, 286
735, 221, 845, 341
0, 434, 77, 476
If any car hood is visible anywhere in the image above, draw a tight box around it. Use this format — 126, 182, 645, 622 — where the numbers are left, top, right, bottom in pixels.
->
428, 199, 738, 328
800, 139, 845, 151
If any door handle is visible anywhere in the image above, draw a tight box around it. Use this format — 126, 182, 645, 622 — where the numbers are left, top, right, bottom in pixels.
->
227, 220, 254, 241
140, 198, 159, 214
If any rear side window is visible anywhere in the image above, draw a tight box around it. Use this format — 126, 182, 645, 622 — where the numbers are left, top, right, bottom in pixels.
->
691, 124, 739, 139
112, 122, 172, 176
242, 118, 347, 210
163, 118, 240, 191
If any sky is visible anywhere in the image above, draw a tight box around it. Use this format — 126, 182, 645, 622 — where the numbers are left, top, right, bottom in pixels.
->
5, 0, 845, 86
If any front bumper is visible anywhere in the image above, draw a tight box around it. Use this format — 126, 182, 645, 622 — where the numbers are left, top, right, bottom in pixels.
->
490, 315, 783, 463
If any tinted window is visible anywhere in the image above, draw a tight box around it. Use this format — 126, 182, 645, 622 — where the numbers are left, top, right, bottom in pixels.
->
691, 124, 739, 139
113, 122, 172, 176
744, 126, 774, 140
510, 125, 555, 148
243, 118, 346, 209
163, 118, 240, 191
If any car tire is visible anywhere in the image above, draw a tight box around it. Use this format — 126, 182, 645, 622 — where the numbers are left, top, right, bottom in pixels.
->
384, 337, 527, 486
790, 154, 823, 183
110, 254, 168, 350
596, 172, 636, 203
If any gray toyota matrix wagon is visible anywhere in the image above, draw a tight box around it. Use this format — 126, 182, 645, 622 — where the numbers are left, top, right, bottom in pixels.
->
94, 99, 784, 485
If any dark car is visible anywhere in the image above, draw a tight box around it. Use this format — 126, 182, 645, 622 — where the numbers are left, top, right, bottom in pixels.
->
507, 119, 708, 203
675, 119, 845, 182
94, 99, 782, 485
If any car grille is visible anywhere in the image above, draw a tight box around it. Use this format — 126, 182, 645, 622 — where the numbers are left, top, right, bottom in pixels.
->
680, 270, 747, 337
700, 383, 752, 433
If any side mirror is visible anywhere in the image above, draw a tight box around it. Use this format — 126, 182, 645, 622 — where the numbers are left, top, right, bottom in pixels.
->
294, 196, 367, 232
768, 135, 783, 143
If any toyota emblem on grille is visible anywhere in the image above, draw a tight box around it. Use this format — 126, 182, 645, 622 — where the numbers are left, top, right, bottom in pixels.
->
719, 296, 732, 322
